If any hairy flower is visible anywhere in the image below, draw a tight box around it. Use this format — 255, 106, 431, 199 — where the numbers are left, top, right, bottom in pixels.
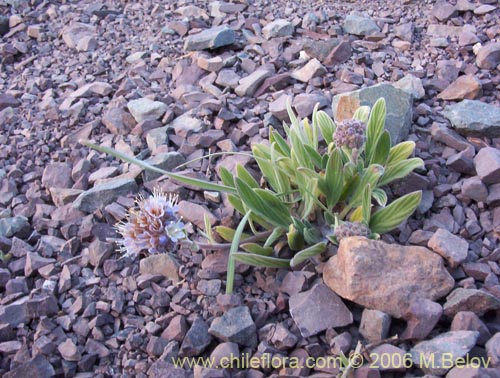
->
333, 119, 366, 150
334, 221, 370, 242
116, 188, 186, 256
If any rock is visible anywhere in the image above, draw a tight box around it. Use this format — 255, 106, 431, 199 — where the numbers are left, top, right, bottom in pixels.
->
486, 333, 500, 367
324, 40, 352, 65
209, 306, 257, 347
393, 74, 425, 100
178, 200, 217, 229
476, 42, 500, 69
209, 1, 246, 17
428, 24, 475, 39
61, 22, 96, 51
184, 26, 235, 51
69, 82, 113, 99
459, 31, 480, 47
447, 366, 500, 378
161, 315, 187, 341
394, 22, 414, 42
474, 147, 500, 184
428, 228, 469, 268
127, 98, 167, 123
179, 317, 212, 357
269, 323, 298, 350
143, 152, 186, 182
146, 125, 169, 152
148, 362, 191, 378
171, 114, 205, 138
437, 75, 482, 100
269, 94, 292, 121
235, 69, 273, 97
102, 104, 136, 135
324, 237, 455, 318
4, 355, 55, 378
410, 331, 479, 375
433, 1, 458, 22
291, 58, 326, 83
430, 122, 471, 151
0, 93, 20, 111
289, 283, 353, 337
359, 309, 391, 344
451, 312, 491, 346
88, 239, 114, 268
58, 338, 81, 361
0, 216, 29, 238
73, 178, 138, 213
139, 254, 180, 282
262, 19, 294, 40
42, 162, 73, 189
210, 342, 239, 367
216, 69, 240, 88
25, 252, 56, 277
332, 83, 412, 144
343, 13, 380, 36
370, 344, 408, 372
293, 93, 329, 119
443, 288, 500, 318
461, 176, 488, 203
442, 100, 500, 138
402, 298, 443, 340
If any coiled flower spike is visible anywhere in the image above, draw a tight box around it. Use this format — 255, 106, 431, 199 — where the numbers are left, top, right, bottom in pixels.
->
115, 188, 186, 256
333, 119, 366, 150
334, 221, 370, 242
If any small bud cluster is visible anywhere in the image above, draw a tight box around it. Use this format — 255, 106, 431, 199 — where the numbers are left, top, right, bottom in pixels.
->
333, 119, 366, 150
116, 189, 186, 256
334, 221, 370, 242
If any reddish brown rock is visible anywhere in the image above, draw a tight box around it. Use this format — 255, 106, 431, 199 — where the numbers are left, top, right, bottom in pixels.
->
437, 75, 482, 100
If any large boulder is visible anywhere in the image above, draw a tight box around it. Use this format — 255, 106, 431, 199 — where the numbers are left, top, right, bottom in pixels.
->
323, 237, 455, 318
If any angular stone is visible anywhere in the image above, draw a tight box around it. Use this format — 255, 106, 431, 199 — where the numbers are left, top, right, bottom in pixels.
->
171, 114, 205, 138
143, 152, 186, 182
433, 2, 458, 22
451, 311, 491, 346
61, 22, 96, 51
178, 200, 217, 229
437, 75, 482, 100
269, 94, 291, 121
428, 228, 469, 268
393, 74, 425, 100
370, 344, 407, 372
402, 298, 443, 340
58, 338, 81, 361
235, 69, 273, 97
359, 309, 391, 344
324, 40, 352, 65
461, 176, 488, 203
210, 342, 240, 367
161, 315, 187, 341
474, 147, 500, 184
410, 331, 479, 375
443, 288, 500, 318
262, 19, 294, 40
179, 317, 212, 357
42, 162, 73, 189
289, 283, 353, 337
4, 355, 55, 378
184, 26, 235, 51
442, 100, 500, 138
431, 122, 471, 151
428, 24, 475, 39
0, 216, 29, 238
102, 105, 136, 135
343, 14, 380, 36
209, 306, 257, 347
0, 93, 20, 111
324, 237, 455, 318
73, 178, 137, 213
447, 366, 500, 378
476, 42, 500, 70
127, 98, 167, 123
291, 58, 326, 83
70, 82, 113, 99
293, 93, 329, 119
25, 252, 56, 277
88, 239, 114, 268
148, 362, 191, 378
332, 83, 412, 144
486, 332, 500, 367
269, 323, 298, 350
139, 254, 180, 282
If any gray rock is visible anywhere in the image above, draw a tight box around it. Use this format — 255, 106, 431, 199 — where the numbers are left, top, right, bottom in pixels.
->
359, 309, 391, 344
332, 83, 413, 144
474, 147, 500, 185
289, 283, 353, 337
343, 13, 380, 36
209, 306, 257, 347
148, 362, 191, 378
180, 317, 212, 357
73, 178, 138, 213
442, 100, 500, 138
0, 216, 29, 238
146, 126, 169, 152
410, 331, 479, 375
269, 323, 298, 350
143, 152, 186, 182
293, 93, 329, 119
0, 94, 20, 111
427, 24, 475, 39
235, 69, 273, 97
184, 26, 235, 51
262, 19, 294, 40
291, 58, 326, 83
4, 355, 55, 378
171, 114, 205, 138
61, 22, 96, 51
210, 342, 240, 367
393, 74, 425, 100
394, 22, 414, 42
88, 239, 114, 268
486, 332, 500, 367
216, 69, 240, 88
443, 288, 500, 318
139, 254, 180, 283
428, 228, 469, 268
25, 252, 56, 277
430, 122, 470, 151
127, 98, 167, 123
402, 298, 442, 340
70, 82, 113, 99
476, 42, 500, 70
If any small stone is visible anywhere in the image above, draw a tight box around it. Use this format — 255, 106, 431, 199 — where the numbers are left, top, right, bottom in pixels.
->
293, 93, 329, 119
359, 309, 391, 344
139, 254, 180, 282
0, 93, 20, 111
184, 26, 235, 51
209, 306, 257, 347
430, 122, 471, 151
428, 228, 469, 268
324, 40, 352, 65
474, 4, 497, 15
25, 252, 56, 277
146, 336, 169, 357
451, 311, 491, 346
394, 22, 414, 42
210, 342, 239, 368
70, 82, 113, 98
437, 75, 482, 100
393, 74, 425, 100
443, 288, 500, 318
474, 147, 500, 184
370, 344, 407, 372
180, 317, 212, 357
402, 298, 443, 340
58, 338, 81, 361
127, 98, 167, 123
476, 42, 500, 70
161, 315, 187, 342
61, 22, 96, 51
443, 100, 500, 138
269, 323, 298, 350
262, 19, 294, 40
433, 2, 458, 22
171, 114, 205, 138
73, 178, 138, 213
461, 176, 488, 203
235, 69, 273, 97
148, 362, 190, 378
88, 239, 114, 268
3, 355, 55, 378
289, 283, 353, 337
143, 152, 186, 182
42, 162, 73, 189
291, 58, 326, 83
343, 13, 380, 36
486, 333, 500, 367
0, 216, 30, 238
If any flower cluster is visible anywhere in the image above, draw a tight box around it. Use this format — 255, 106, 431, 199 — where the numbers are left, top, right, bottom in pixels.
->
334, 221, 370, 242
116, 189, 186, 256
333, 119, 366, 150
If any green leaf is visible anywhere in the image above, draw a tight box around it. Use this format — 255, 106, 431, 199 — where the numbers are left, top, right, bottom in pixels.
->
290, 242, 327, 267
314, 110, 336, 145
365, 98, 386, 164
235, 178, 291, 229
289, 128, 312, 169
236, 164, 259, 188
349, 207, 363, 222
226, 211, 251, 294
362, 184, 372, 224
253, 144, 281, 193
287, 224, 305, 251
372, 188, 388, 207
264, 227, 285, 248
241, 243, 274, 256
378, 158, 424, 187
269, 128, 291, 157
303, 145, 323, 169
286, 99, 300, 129
386, 141, 416, 166
349, 164, 384, 207
81, 140, 236, 194
324, 148, 344, 210
353, 106, 370, 122
369, 191, 422, 234
371, 130, 391, 165
215, 226, 250, 242
232, 252, 291, 268
219, 167, 235, 187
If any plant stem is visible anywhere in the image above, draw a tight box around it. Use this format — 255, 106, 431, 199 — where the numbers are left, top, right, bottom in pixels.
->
226, 212, 251, 294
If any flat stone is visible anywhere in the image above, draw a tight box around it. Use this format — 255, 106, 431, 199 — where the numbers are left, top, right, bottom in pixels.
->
442, 100, 500, 138
73, 178, 138, 213
210, 342, 240, 367
324, 40, 352, 65
289, 283, 353, 337
332, 83, 412, 144
474, 4, 497, 15
209, 306, 257, 347
437, 75, 482, 100
268, 94, 291, 121
293, 93, 329, 119
451, 311, 491, 346
178, 200, 217, 229
102, 104, 136, 135
70, 82, 113, 99
25, 252, 56, 277
184, 26, 235, 51
430, 122, 471, 151
127, 98, 167, 123
291, 58, 326, 83
61, 22, 96, 51
474, 147, 500, 184
42, 162, 73, 189
262, 19, 294, 40
461, 176, 488, 203
410, 331, 479, 375
402, 298, 443, 340
216, 69, 240, 88
343, 13, 380, 36
235, 69, 273, 97
139, 254, 180, 282
433, 2, 458, 22
4, 355, 55, 378
427, 24, 475, 39
0, 93, 20, 111
393, 74, 425, 100
58, 338, 81, 361
428, 228, 469, 268
180, 316, 212, 357
324, 237, 455, 318
476, 42, 500, 69
0, 216, 29, 238
171, 114, 205, 138
443, 288, 500, 318
143, 152, 186, 182
359, 309, 391, 344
